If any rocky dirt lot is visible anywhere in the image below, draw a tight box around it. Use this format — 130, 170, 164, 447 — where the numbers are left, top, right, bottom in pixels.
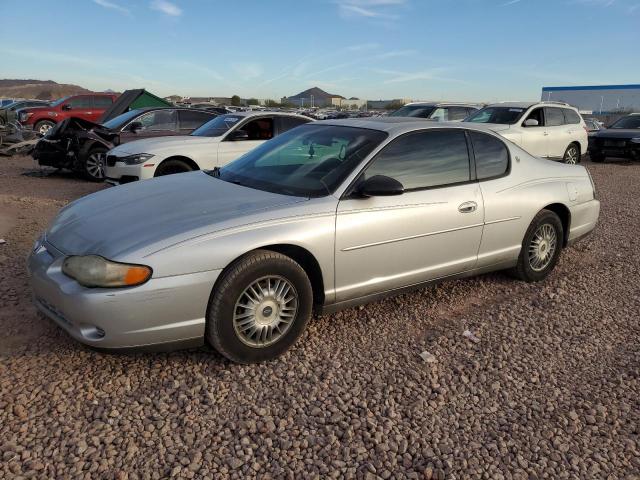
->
0, 154, 638, 480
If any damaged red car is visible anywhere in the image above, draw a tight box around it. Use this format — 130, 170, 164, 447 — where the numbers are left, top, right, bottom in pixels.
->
32, 107, 217, 181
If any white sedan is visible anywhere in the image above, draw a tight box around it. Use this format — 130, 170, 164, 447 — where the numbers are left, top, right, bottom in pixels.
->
104, 112, 313, 184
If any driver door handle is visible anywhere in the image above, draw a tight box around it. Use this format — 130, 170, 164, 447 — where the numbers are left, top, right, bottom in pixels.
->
458, 201, 477, 213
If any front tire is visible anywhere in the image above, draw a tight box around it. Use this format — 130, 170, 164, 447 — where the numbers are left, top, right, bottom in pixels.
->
82, 146, 108, 181
206, 250, 313, 363
512, 210, 563, 283
563, 144, 580, 164
155, 158, 194, 177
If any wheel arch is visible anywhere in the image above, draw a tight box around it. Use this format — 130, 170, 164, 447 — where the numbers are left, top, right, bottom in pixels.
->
156, 155, 200, 175
217, 244, 325, 307
542, 203, 571, 246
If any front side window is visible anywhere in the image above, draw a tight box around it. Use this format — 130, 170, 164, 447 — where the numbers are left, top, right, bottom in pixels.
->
523, 108, 544, 126
466, 107, 526, 125
545, 108, 565, 126
470, 131, 509, 179
215, 124, 387, 197
136, 110, 177, 130
242, 117, 274, 140
363, 130, 470, 190
430, 108, 448, 122
448, 107, 471, 121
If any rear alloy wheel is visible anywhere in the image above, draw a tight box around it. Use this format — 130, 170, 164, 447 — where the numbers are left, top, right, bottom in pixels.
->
35, 120, 55, 136
206, 250, 313, 363
563, 144, 580, 164
512, 210, 564, 282
83, 147, 108, 181
155, 158, 194, 177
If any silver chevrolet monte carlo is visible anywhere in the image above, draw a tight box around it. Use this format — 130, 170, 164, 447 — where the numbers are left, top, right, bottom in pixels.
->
28, 118, 600, 363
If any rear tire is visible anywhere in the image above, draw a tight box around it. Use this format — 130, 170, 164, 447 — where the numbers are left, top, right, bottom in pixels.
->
206, 250, 313, 364
155, 158, 194, 177
562, 143, 580, 164
512, 210, 563, 283
34, 120, 55, 136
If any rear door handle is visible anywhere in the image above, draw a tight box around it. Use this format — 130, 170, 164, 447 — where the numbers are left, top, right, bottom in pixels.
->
458, 201, 477, 213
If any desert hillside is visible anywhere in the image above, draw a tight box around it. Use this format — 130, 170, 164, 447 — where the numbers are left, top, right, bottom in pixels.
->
0, 79, 92, 100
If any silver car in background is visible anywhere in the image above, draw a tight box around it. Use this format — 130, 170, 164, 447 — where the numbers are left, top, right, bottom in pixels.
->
28, 118, 600, 363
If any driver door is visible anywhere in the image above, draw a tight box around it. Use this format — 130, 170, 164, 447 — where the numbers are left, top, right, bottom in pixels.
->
520, 107, 548, 157
334, 129, 484, 302
217, 116, 274, 166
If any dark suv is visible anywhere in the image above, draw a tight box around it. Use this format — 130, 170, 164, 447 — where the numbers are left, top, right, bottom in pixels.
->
19, 93, 118, 135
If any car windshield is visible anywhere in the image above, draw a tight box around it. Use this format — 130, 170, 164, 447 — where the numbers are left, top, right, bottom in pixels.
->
212, 124, 388, 198
466, 106, 526, 124
609, 116, 640, 129
50, 96, 71, 107
101, 109, 146, 130
389, 105, 436, 119
191, 114, 243, 137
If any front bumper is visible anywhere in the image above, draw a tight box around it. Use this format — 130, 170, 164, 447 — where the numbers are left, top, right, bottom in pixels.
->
589, 139, 640, 160
105, 155, 156, 184
27, 240, 221, 350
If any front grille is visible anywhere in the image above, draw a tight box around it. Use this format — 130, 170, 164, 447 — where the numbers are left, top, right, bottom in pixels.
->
603, 140, 626, 148
106, 155, 119, 167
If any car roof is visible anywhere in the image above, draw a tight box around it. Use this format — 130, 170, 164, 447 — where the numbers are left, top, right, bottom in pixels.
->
314, 117, 507, 136
486, 101, 575, 109
404, 101, 482, 107
221, 111, 314, 120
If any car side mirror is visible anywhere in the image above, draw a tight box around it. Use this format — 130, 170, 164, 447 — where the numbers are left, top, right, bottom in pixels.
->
61, 104, 72, 111
357, 175, 404, 197
523, 119, 539, 127
229, 129, 249, 141
128, 121, 143, 132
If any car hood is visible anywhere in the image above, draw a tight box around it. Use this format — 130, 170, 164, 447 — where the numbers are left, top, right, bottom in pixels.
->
111, 135, 218, 155
19, 105, 54, 114
466, 123, 512, 132
46, 171, 307, 259
593, 129, 640, 139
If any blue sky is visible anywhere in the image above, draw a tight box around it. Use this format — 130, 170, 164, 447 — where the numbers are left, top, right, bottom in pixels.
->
1, 0, 639, 102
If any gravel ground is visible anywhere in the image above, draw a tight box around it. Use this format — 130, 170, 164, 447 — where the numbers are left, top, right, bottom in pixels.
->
0, 155, 638, 479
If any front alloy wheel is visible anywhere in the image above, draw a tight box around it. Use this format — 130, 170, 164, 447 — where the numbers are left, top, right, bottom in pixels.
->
84, 149, 107, 181
206, 250, 313, 363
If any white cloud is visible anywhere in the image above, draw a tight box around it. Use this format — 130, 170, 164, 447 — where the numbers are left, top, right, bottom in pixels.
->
232, 63, 264, 80
93, 0, 130, 16
150, 0, 182, 16
336, 0, 407, 19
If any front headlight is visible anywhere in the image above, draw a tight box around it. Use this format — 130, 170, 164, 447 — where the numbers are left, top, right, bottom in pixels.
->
630, 138, 640, 144
62, 255, 152, 288
120, 153, 154, 165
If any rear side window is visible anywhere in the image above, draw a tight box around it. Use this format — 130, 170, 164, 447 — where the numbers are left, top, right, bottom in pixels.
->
563, 109, 581, 124
179, 110, 214, 129
136, 109, 177, 130
448, 107, 470, 121
67, 96, 93, 108
93, 96, 114, 108
364, 130, 470, 190
470, 131, 509, 179
545, 108, 565, 126
277, 116, 311, 134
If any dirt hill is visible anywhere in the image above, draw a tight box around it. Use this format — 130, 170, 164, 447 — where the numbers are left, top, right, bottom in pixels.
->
0, 79, 93, 100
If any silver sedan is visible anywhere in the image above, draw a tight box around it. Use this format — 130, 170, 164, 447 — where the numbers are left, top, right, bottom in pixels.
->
28, 119, 600, 363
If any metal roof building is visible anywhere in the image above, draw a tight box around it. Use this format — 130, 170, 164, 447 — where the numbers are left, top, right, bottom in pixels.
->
541, 85, 640, 114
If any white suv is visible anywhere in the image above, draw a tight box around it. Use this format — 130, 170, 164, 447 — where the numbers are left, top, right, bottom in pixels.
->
464, 102, 588, 164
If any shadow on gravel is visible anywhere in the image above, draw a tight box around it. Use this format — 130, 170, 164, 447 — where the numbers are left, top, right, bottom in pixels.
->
21, 168, 81, 181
